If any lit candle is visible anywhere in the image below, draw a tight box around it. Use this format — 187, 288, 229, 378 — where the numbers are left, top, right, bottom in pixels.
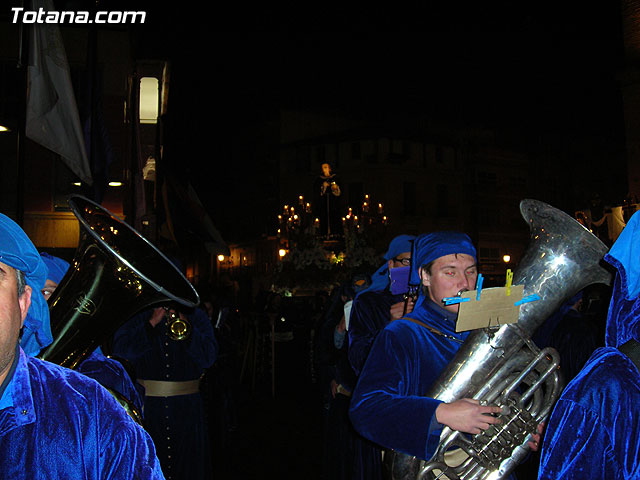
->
299, 195, 304, 205
306, 202, 311, 213
378, 203, 384, 214
363, 202, 369, 213
382, 215, 388, 225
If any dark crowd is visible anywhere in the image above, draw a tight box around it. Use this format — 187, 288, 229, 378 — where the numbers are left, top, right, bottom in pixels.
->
0, 206, 631, 480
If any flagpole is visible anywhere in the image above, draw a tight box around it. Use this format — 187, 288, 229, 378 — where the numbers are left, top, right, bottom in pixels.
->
15, 11, 28, 226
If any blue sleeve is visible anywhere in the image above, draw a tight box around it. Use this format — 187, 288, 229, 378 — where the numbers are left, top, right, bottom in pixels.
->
349, 326, 443, 460
112, 311, 155, 363
348, 293, 390, 376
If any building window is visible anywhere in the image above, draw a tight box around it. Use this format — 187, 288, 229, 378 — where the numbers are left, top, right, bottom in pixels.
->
364, 139, 378, 164
403, 182, 416, 214
477, 171, 497, 186
349, 182, 363, 211
478, 207, 500, 227
139, 77, 159, 124
350, 142, 361, 159
479, 247, 500, 262
436, 184, 448, 217
296, 146, 310, 173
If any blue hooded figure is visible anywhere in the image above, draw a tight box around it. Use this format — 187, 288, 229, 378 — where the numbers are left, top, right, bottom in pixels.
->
538, 209, 640, 479
0, 213, 164, 479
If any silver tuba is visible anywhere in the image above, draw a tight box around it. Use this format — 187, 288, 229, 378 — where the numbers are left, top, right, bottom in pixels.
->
384, 199, 613, 480
38, 196, 200, 423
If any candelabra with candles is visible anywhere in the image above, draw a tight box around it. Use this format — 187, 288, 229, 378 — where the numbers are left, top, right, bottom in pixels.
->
272, 193, 389, 294
276, 195, 318, 248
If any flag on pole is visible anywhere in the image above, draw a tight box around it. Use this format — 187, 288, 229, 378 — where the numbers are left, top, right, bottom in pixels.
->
25, 0, 92, 186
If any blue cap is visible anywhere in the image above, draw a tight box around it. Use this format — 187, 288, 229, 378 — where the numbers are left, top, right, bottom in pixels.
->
40, 252, 70, 284
410, 231, 477, 287
358, 234, 415, 296
0, 214, 51, 356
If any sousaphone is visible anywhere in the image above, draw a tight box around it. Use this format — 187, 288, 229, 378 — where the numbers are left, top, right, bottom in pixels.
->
38, 195, 199, 370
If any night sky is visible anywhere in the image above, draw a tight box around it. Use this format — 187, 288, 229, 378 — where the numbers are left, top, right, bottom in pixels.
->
125, 2, 627, 242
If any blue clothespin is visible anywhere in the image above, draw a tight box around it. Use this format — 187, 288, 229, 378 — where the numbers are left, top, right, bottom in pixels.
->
514, 294, 540, 306
476, 274, 484, 301
443, 297, 471, 305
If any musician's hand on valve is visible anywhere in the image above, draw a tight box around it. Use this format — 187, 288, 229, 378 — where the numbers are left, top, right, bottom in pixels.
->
527, 422, 545, 451
149, 307, 165, 328
435, 398, 502, 435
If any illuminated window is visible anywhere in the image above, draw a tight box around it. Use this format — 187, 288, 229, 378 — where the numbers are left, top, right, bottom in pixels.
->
139, 77, 159, 124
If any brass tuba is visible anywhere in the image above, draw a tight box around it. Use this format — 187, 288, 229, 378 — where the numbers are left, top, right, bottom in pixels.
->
384, 199, 613, 480
38, 195, 200, 370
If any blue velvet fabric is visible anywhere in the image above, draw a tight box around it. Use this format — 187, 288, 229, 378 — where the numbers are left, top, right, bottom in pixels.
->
538, 210, 640, 479
349, 299, 469, 459
77, 348, 145, 415
0, 348, 164, 479
348, 288, 406, 480
348, 289, 406, 377
39, 251, 69, 284
113, 307, 218, 480
0, 213, 51, 356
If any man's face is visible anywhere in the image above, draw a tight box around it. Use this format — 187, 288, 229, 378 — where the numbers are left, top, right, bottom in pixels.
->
387, 251, 411, 270
0, 261, 31, 381
321, 163, 331, 176
41, 279, 58, 301
421, 253, 478, 313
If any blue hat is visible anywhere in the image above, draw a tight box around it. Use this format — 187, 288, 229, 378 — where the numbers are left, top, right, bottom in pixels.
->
40, 252, 70, 284
0, 214, 51, 356
358, 234, 415, 296
409, 231, 477, 287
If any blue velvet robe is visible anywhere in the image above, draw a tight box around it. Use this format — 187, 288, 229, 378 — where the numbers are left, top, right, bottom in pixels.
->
0, 348, 164, 479
348, 289, 406, 376
538, 212, 640, 479
113, 307, 218, 480
347, 289, 406, 480
349, 299, 469, 460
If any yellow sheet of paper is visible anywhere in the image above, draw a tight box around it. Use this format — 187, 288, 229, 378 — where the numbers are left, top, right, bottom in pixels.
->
455, 285, 524, 332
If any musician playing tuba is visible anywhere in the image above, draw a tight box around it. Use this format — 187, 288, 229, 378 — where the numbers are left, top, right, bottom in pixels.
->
349, 232, 544, 477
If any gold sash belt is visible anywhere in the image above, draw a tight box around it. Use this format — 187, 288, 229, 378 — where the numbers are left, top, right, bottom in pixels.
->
138, 378, 200, 397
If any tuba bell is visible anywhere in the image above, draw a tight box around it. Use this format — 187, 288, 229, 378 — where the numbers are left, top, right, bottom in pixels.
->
38, 195, 200, 370
384, 199, 613, 480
